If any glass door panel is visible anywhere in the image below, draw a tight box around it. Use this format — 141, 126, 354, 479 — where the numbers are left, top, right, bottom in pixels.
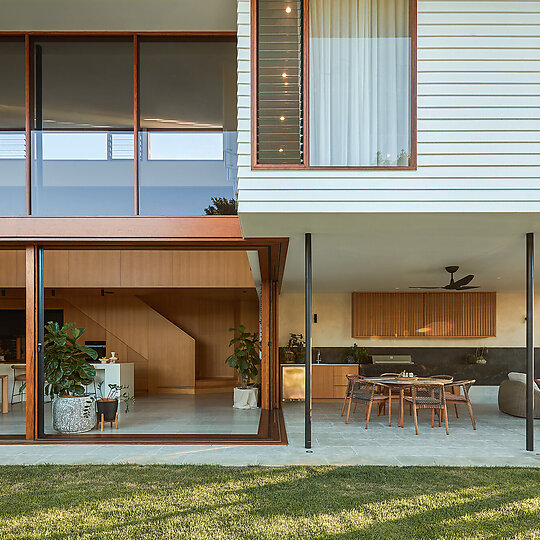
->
0, 249, 26, 435
40, 248, 262, 437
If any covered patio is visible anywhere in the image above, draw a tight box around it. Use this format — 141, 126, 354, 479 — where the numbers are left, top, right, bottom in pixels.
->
240, 212, 540, 456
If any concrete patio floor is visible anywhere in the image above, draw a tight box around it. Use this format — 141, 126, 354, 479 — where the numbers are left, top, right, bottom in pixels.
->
0, 401, 539, 466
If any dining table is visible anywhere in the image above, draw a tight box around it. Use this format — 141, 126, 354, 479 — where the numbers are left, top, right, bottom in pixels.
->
361, 376, 454, 428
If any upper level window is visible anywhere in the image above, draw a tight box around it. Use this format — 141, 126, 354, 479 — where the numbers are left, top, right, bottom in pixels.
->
0, 34, 237, 216
255, 0, 415, 169
0, 40, 26, 215
31, 39, 134, 215
138, 39, 237, 216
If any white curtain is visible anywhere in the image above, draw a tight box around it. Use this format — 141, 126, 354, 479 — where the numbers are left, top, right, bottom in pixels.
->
309, 0, 410, 167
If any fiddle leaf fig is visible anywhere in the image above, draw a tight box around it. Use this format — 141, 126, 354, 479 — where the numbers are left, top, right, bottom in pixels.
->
44, 322, 98, 398
225, 325, 261, 389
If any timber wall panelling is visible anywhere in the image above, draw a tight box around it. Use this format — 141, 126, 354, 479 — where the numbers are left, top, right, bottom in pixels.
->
57, 294, 196, 393
140, 290, 259, 381
35, 250, 255, 288
352, 292, 496, 338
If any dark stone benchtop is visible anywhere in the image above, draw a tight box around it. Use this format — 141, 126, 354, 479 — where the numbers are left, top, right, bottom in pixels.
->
279, 346, 540, 386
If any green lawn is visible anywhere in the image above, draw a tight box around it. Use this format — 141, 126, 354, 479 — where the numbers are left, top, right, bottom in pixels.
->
0, 465, 538, 539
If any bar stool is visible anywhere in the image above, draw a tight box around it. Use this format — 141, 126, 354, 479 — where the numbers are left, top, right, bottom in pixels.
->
11, 365, 26, 406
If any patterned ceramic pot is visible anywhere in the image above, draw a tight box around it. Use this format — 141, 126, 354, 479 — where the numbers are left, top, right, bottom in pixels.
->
52, 395, 96, 433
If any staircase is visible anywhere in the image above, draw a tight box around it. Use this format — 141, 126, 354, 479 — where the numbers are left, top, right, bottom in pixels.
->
62, 294, 196, 394
195, 377, 238, 394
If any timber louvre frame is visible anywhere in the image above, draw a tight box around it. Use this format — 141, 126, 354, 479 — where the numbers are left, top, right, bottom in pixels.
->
252, 0, 418, 170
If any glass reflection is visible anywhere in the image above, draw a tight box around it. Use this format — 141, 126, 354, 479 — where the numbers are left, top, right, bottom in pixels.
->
139, 40, 237, 215
31, 41, 134, 215
0, 41, 26, 215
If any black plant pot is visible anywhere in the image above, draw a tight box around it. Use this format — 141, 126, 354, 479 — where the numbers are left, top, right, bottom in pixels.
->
96, 399, 118, 422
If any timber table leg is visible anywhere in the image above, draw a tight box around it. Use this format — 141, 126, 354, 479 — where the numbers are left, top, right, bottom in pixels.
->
1, 376, 7, 413
399, 389, 404, 428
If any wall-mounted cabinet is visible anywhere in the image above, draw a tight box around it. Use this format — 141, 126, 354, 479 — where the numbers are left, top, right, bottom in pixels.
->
352, 292, 496, 338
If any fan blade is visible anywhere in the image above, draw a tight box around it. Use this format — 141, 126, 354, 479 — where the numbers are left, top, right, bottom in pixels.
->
452, 274, 474, 288
408, 286, 443, 289
456, 286, 479, 290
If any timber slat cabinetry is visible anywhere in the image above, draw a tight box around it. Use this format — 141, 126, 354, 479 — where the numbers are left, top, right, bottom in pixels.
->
352, 292, 496, 338
312, 364, 358, 400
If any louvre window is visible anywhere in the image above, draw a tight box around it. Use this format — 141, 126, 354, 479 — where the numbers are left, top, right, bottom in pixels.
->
256, 0, 304, 165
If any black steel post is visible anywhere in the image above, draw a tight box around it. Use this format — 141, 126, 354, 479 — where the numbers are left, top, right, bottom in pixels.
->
305, 233, 312, 449
526, 232, 534, 452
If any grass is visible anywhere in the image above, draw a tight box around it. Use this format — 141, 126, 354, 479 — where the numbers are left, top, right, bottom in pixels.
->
0, 466, 538, 539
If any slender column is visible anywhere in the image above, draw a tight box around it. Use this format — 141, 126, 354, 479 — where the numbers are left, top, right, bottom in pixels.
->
526, 232, 534, 452
305, 233, 312, 449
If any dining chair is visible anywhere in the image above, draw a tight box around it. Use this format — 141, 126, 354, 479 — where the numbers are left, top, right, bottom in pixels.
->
340, 374, 364, 416
345, 379, 391, 428
404, 382, 449, 435
379, 373, 406, 412
430, 374, 456, 416
444, 379, 476, 429
10, 365, 26, 407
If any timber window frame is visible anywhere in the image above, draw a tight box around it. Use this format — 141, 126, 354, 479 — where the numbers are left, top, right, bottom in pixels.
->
251, 0, 417, 170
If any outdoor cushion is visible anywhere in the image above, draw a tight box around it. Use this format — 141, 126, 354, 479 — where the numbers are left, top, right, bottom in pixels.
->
508, 372, 540, 392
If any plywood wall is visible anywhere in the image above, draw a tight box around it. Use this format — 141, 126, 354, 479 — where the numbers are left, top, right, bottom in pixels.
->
0, 250, 256, 289
140, 289, 259, 379
59, 293, 196, 393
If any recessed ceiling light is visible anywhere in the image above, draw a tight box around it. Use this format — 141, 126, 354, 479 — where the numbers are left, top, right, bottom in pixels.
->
285, 6, 292, 13
278, 148, 284, 153
280, 116, 285, 121
282, 72, 288, 78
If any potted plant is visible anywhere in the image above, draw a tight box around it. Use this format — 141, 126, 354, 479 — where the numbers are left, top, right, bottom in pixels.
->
285, 333, 305, 363
465, 346, 488, 365
225, 325, 261, 409
44, 322, 98, 433
343, 343, 370, 365
96, 383, 135, 427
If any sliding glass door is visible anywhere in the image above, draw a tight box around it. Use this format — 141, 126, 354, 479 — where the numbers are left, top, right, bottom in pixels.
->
37, 247, 263, 439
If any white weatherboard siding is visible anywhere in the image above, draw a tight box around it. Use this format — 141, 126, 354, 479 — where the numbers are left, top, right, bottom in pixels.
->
237, 0, 540, 214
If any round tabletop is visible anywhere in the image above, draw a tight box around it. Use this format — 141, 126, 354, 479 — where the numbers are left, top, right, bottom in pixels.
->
362, 376, 453, 386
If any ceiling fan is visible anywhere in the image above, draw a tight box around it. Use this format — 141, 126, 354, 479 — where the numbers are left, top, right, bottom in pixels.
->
409, 266, 479, 291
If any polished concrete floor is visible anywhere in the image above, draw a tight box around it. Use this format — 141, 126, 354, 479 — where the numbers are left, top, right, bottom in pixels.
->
1, 393, 262, 436
0, 399, 539, 466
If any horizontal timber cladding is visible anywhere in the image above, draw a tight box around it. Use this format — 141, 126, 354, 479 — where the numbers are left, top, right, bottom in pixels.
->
351, 291, 496, 338
238, 0, 540, 212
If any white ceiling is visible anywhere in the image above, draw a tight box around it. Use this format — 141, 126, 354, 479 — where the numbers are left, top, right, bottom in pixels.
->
239, 212, 540, 293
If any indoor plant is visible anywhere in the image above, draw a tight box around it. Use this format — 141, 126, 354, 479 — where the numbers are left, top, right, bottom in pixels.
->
96, 382, 135, 424
226, 325, 261, 409
343, 343, 370, 365
44, 322, 98, 433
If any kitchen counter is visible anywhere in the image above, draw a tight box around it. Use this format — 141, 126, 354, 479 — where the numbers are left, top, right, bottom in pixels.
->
281, 364, 359, 401
280, 363, 358, 366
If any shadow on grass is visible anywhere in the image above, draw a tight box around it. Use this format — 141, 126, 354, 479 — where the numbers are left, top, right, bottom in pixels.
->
0, 465, 538, 539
